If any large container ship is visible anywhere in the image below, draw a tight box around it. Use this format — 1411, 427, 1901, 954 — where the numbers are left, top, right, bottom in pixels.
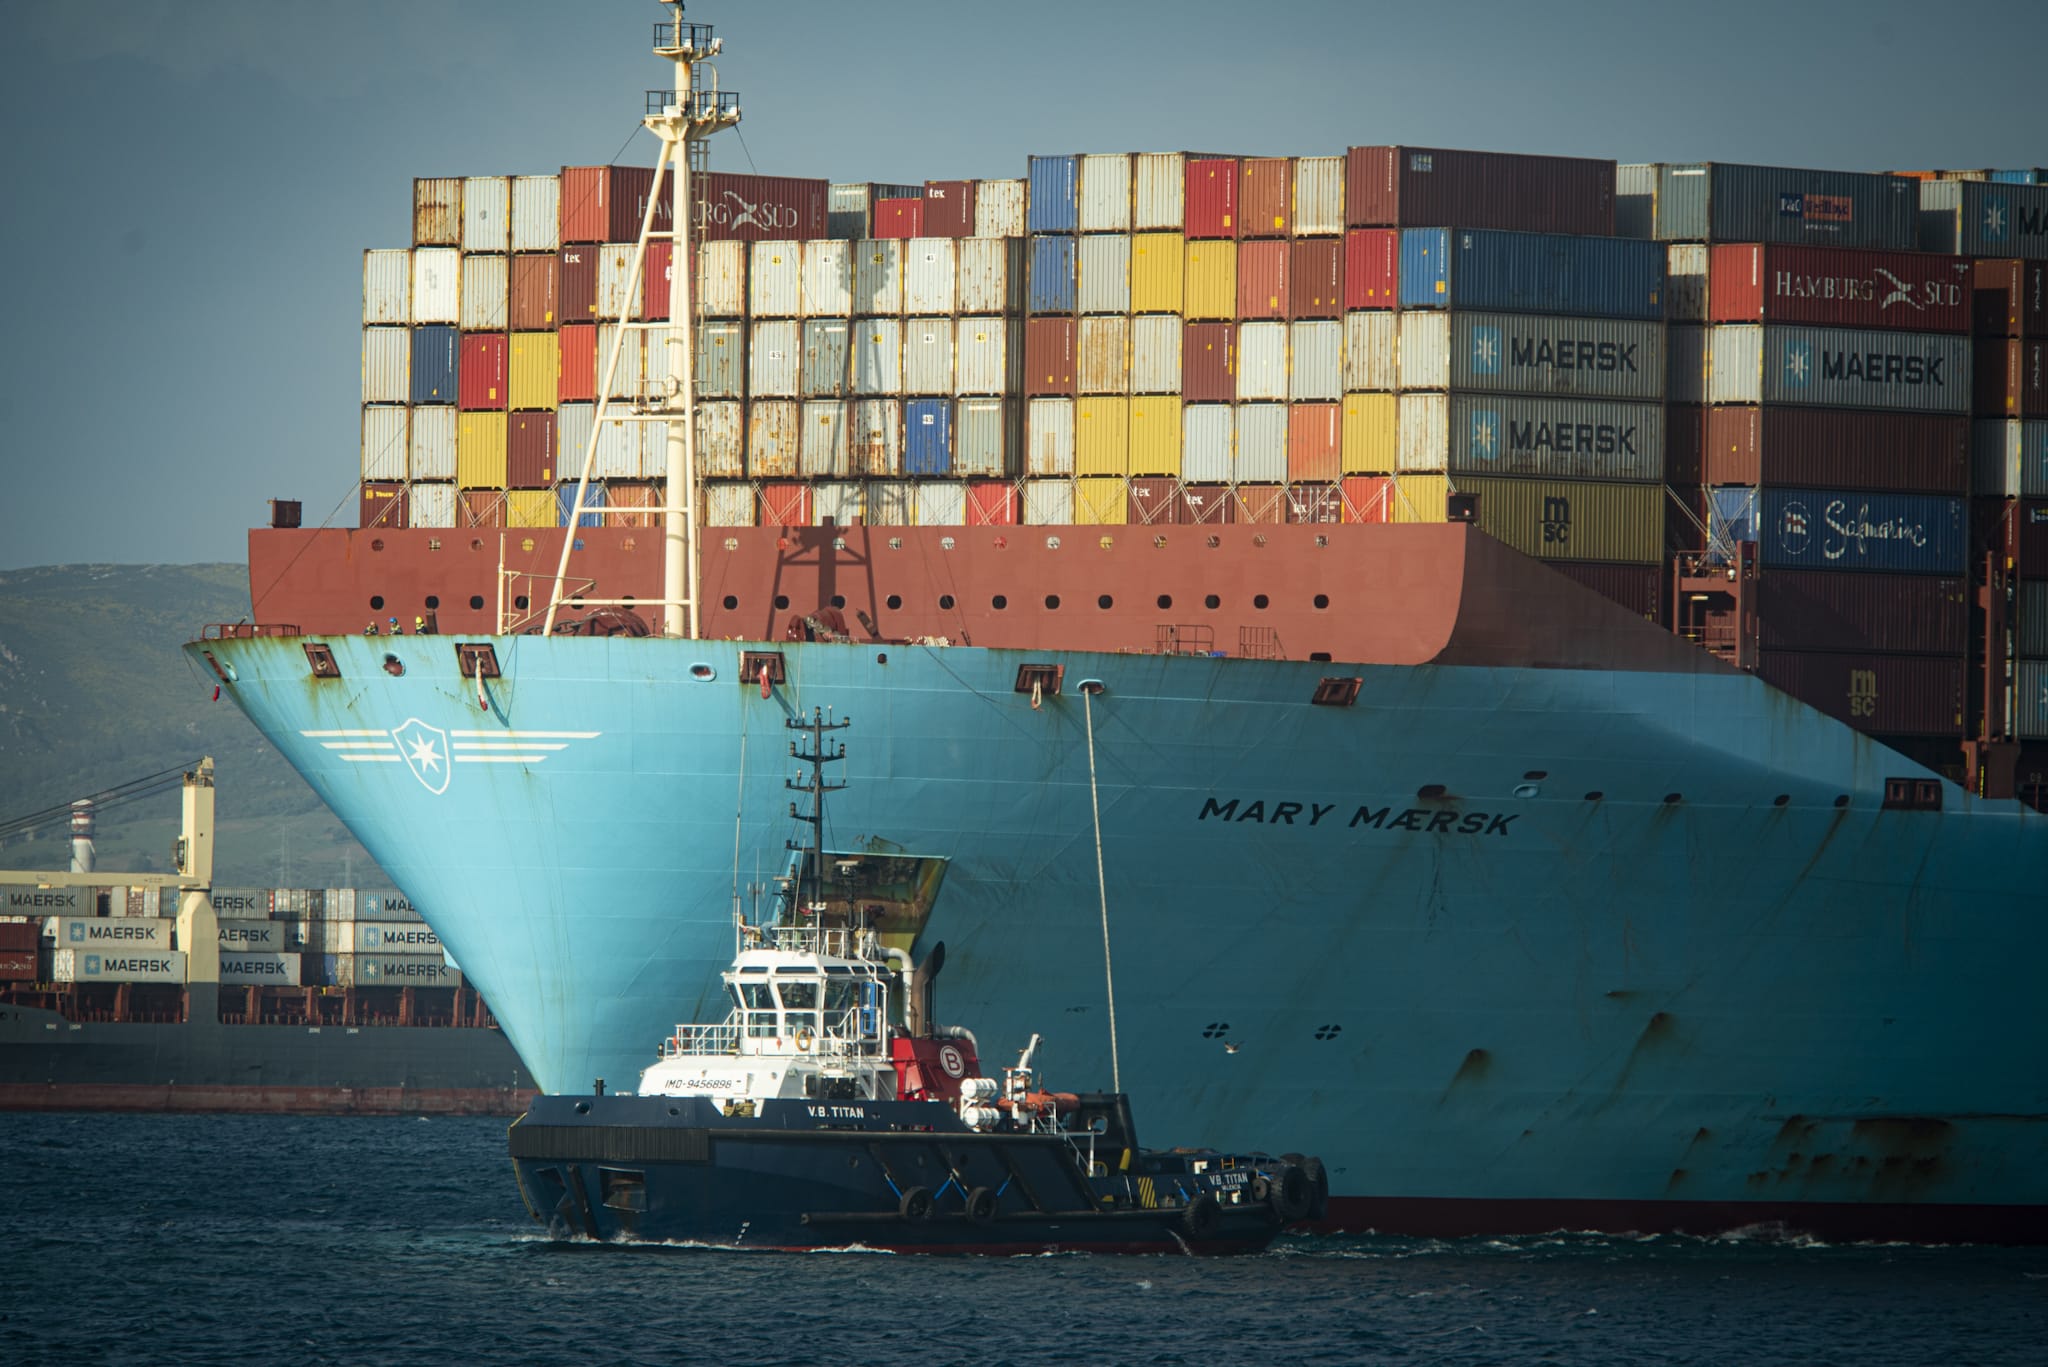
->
191, 8, 2047, 1237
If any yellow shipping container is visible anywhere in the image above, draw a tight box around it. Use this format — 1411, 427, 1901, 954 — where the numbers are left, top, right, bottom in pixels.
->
1075, 397, 1129, 476
1130, 233, 1185, 314
456, 412, 508, 488
508, 331, 560, 410
1341, 393, 1397, 475
1074, 476, 1128, 525
506, 489, 556, 527
1184, 240, 1237, 321
1389, 474, 1662, 564
1129, 396, 1183, 477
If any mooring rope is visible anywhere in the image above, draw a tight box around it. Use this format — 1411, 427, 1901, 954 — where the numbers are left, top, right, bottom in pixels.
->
1083, 686, 1120, 1094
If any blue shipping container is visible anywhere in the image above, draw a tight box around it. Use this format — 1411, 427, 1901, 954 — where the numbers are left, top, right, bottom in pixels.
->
557, 482, 605, 528
1028, 235, 1078, 314
1027, 155, 1078, 234
904, 399, 953, 476
1397, 229, 1664, 320
409, 325, 459, 404
1989, 170, 2044, 186
1709, 487, 1966, 575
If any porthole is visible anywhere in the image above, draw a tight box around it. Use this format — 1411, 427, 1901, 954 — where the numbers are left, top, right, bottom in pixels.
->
886, 594, 902, 610
830, 595, 846, 609
424, 595, 440, 609
1045, 594, 1061, 610
468, 595, 484, 610
1773, 794, 1791, 807
722, 595, 738, 610
1157, 595, 1173, 610
1097, 594, 1114, 610
370, 538, 385, 552
1663, 793, 1682, 805
1524, 770, 1548, 781
1417, 784, 1447, 800
1205, 536, 1220, 549
992, 595, 1008, 609
382, 654, 404, 677
1584, 791, 1604, 802
775, 595, 790, 610
514, 595, 529, 610
1513, 783, 1540, 799
1046, 536, 1061, 550
1313, 594, 1329, 610
1833, 795, 1850, 808
470, 539, 485, 552
1253, 594, 1269, 610
939, 594, 955, 610
369, 596, 385, 611
689, 664, 717, 681
1204, 594, 1220, 610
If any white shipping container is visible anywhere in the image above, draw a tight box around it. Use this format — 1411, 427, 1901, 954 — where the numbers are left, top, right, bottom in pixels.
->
1707, 326, 1972, 413
220, 952, 301, 986
1397, 393, 1665, 481
853, 319, 903, 394
410, 482, 456, 529
955, 397, 1017, 477
510, 175, 561, 252
331, 954, 461, 989
2016, 660, 2048, 739
353, 892, 421, 922
1289, 320, 1343, 401
1973, 418, 2048, 498
1079, 153, 1133, 232
1343, 311, 1399, 392
696, 401, 746, 478
698, 241, 747, 317
955, 318, 1018, 396
362, 328, 410, 403
1077, 234, 1132, 314
903, 238, 958, 315
850, 399, 902, 475
354, 922, 445, 954
410, 247, 461, 324
974, 179, 1027, 238
1023, 477, 1075, 524
854, 240, 904, 315
1235, 404, 1288, 483
903, 319, 954, 395
360, 406, 408, 482
1183, 404, 1235, 482
1293, 157, 1345, 236
1076, 315, 1131, 397
802, 317, 849, 397
208, 887, 269, 918
596, 323, 646, 401
705, 482, 757, 527
814, 481, 864, 525
363, 249, 410, 325
462, 175, 510, 253
1668, 326, 1709, 404
916, 481, 967, 526
1027, 398, 1075, 475
52, 947, 184, 984
802, 239, 853, 316
801, 399, 850, 475
1237, 322, 1288, 401
1666, 244, 1708, 322
957, 238, 1024, 314
867, 480, 914, 526
749, 319, 801, 397
596, 243, 641, 321
1134, 153, 1185, 232
1131, 315, 1182, 394
556, 402, 593, 476
42, 915, 170, 948
697, 321, 745, 398
122, 886, 164, 917
459, 253, 508, 331
748, 398, 802, 477
218, 919, 287, 951
1396, 312, 1668, 401
749, 241, 803, 317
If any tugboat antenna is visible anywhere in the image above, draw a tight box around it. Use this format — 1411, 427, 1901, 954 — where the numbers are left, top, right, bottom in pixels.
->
785, 707, 851, 918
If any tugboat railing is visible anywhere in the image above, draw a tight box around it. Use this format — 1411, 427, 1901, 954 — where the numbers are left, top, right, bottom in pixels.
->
660, 1004, 884, 1060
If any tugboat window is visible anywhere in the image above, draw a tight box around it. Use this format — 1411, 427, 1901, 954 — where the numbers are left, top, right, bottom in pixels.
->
777, 979, 820, 1037
741, 982, 776, 1037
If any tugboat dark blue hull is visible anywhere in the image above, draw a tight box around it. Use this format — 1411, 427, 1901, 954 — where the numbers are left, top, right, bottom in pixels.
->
510, 1096, 1314, 1254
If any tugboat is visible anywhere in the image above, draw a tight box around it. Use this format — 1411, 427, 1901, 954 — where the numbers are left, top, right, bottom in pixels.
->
508, 712, 1327, 1254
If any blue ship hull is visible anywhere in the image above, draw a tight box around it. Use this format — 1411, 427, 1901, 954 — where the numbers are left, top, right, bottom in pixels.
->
192, 632, 2048, 1239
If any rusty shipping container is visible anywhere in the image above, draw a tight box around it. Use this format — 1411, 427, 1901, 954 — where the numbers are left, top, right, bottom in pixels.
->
1757, 651, 1964, 737
1707, 244, 1973, 332
1703, 407, 1966, 493
1346, 146, 1616, 235
1707, 325, 1971, 413
1975, 338, 2048, 416
413, 177, 462, 246
1025, 317, 1077, 396
509, 254, 559, 330
360, 481, 407, 529
1974, 259, 2048, 337
1239, 157, 1292, 238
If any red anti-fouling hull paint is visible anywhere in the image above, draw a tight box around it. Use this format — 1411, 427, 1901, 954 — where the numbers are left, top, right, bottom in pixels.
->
1313, 1196, 2048, 1245
0, 1084, 534, 1116
1707, 244, 1973, 333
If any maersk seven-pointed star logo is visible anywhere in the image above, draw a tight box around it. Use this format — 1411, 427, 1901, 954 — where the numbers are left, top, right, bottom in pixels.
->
392, 718, 452, 795
1470, 325, 1503, 375
1470, 410, 1500, 460
1784, 340, 1813, 385
1983, 196, 2009, 241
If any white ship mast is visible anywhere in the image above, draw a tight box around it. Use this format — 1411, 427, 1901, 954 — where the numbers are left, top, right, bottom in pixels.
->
543, 3, 740, 638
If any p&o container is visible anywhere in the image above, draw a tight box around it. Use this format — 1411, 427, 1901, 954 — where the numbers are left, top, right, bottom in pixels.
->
1652, 164, 1919, 249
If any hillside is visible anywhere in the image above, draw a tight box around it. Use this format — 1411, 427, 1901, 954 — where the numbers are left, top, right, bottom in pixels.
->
0, 564, 385, 888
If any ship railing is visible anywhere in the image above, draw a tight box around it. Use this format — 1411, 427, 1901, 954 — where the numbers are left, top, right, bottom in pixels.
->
664, 1021, 743, 1057
200, 622, 300, 640
763, 923, 875, 961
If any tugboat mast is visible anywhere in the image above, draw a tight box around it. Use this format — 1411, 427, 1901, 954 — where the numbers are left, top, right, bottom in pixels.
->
544, 3, 741, 638
785, 708, 851, 917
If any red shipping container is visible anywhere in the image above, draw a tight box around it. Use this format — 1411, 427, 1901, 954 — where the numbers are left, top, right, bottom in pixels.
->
1975, 338, 2048, 417
608, 482, 660, 528
643, 240, 673, 321
1185, 158, 1240, 239
1706, 244, 1973, 332
1236, 240, 1290, 321
1341, 475, 1394, 523
558, 324, 597, 404
1128, 477, 1178, 526
460, 333, 509, 411
1554, 563, 1662, 621
1346, 146, 1616, 235
1289, 239, 1343, 319
1182, 323, 1237, 402
1756, 650, 1964, 737
1177, 484, 1235, 525
1750, 570, 1966, 655
561, 165, 666, 245
1239, 157, 1292, 238
1997, 498, 2048, 578
360, 482, 407, 529
1703, 408, 1967, 494
923, 180, 977, 238
759, 483, 813, 526
1287, 404, 1342, 483
1236, 483, 1287, 524
967, 481, 1019, 526
1974, 259, 2048, 338
1285, 482, 1342, 524
691, 172, 829, 243
874, 197, 924, 240
508, 412, 557, 488
0, 922, 38, 951
1025, 318, 1077, 396
509, 254, 559, 330
559, 246, 599, 322
0, 949, 36, 982
1343, 229, 1399, 310
1666, 403, 1703, 486
457, 489, 505, 528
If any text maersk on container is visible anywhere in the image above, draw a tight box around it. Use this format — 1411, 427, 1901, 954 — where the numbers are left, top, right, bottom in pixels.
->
1802, 345, 1949, 387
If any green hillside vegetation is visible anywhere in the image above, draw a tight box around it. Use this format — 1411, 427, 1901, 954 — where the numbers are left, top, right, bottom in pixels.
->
0, 564, 386, 889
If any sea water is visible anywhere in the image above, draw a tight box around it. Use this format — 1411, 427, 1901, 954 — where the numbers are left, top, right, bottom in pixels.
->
2, 1113, 2042, 1366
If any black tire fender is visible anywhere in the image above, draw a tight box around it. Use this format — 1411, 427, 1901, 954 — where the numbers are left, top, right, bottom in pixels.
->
1271, 1164, 1311, 1222
1182, 1192, 1221, 1239
899, 1185, 934, 1221
965, 1186, 998, 1224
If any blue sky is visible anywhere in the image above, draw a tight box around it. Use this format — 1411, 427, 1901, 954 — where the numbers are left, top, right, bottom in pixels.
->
1, 0, 2042, 570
